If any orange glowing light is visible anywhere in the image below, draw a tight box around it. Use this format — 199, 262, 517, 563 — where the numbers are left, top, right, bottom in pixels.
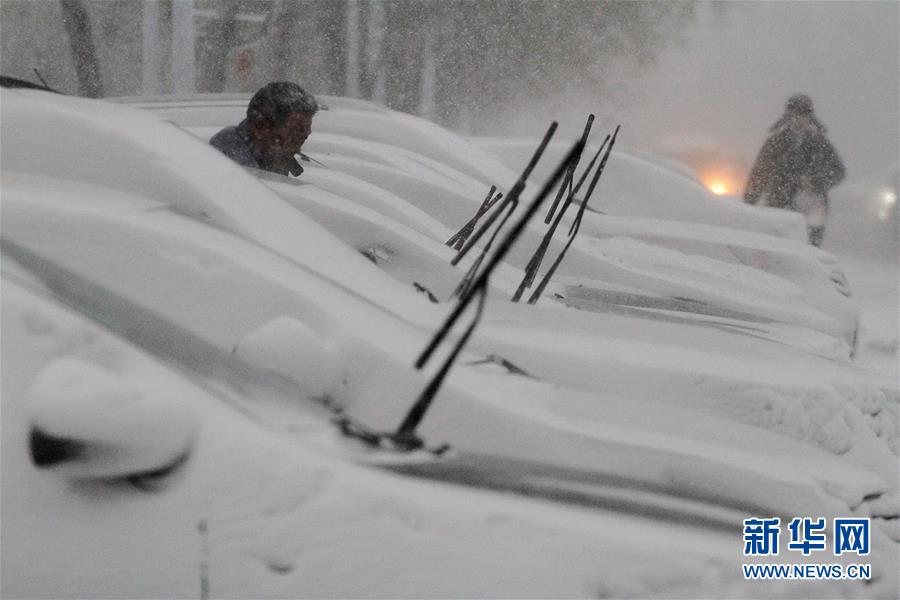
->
709, 181, 728, 195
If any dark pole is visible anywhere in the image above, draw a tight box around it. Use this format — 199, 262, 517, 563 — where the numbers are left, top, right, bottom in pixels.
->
60, 0, 103, 97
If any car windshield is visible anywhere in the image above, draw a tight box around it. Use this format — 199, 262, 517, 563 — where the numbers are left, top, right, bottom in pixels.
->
0, 244, 336, 433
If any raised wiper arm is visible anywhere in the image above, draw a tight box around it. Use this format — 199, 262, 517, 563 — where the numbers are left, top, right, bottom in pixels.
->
545, 114, 594, 224
396, 288, 487, 440
389, 138, 587, 448
566, 125, 619, 237
446, 186, 503, 250
452, 198, 515, 299
529, 125, 620, 304
451, 121, 558, 266
512, 135, 608, 302
417, 137, 586, 368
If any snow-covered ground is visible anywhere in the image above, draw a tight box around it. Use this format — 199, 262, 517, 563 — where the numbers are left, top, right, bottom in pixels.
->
824, 184, 899, 380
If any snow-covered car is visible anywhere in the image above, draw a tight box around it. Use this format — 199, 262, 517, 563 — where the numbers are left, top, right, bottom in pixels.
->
117, 93, 809, 239
7, 88, 899, 475
9, 255, 896, 599
472, 137, 805, 239
4, 89, 885, 411
297, 136, 858, 356
115, 92, 516, 191
7, 89, 888, 458
8, 87, 898, 469
3, 268, 780, 599
4, 88, 868, 387
3, 85, 898, 596
118, 93, 860, 353
257, 170, 856, 362
473, 138, 860, 346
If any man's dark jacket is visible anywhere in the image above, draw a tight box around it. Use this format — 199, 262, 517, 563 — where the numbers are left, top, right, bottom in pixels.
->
209, 119, 304, 176
744, 125, 845, 209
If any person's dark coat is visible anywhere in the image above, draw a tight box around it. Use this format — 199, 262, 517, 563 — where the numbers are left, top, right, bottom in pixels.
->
744, 122, 845, 209
209, 119, 307, 177
209, 119, 264, 170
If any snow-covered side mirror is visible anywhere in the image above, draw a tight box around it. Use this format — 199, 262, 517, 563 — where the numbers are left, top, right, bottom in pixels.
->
27, 358, 199, 485
232, 316, 344, 400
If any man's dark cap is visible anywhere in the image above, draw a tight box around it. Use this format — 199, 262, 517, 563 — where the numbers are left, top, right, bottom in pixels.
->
247, 81, 319, 127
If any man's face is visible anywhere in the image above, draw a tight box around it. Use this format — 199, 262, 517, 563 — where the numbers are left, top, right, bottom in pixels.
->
250, 112, 314, 173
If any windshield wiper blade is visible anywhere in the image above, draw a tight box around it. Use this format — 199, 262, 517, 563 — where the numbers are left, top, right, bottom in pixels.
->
418, 136, 585, 366
446, 185, 503, 251
512, 134, 608, 302
451, 121, 558, 267
544, 114, 594, 224
565, 125, 619, 236
0, 74, 62, 93
452, 196, 516, 299
382, 138, 586, 450
528, 125, 620, 304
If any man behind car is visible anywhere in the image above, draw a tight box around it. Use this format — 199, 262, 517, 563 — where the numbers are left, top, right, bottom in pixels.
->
210, 81, 318, 177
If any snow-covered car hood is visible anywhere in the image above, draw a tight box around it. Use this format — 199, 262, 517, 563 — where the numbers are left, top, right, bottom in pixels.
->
8, 275, 789, 599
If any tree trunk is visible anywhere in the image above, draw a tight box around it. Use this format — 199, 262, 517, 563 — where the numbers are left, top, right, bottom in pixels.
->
198, 0, 239, 92
356, 0, 379, 100
344, 0, 359, 97
315, 0, 347, 95
272, 0, 299, 82
60, 0, 103, 97
142, 0, 163, 95
382, 0, 423, 114
171, 0, 196, 93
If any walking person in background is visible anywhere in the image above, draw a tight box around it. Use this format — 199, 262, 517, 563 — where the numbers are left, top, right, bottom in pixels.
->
744, 94, 845, 246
